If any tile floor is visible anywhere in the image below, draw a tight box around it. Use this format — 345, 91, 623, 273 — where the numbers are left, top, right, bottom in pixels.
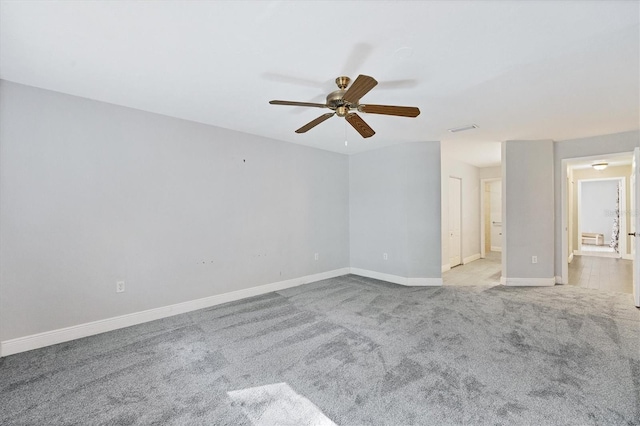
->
443, 251, 501, 286
444, 251, 633, 295
568, 254, 632, 294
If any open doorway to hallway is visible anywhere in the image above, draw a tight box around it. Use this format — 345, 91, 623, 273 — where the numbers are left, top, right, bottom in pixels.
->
481, 178, 502, 257
563, 153, 634, 295
444, 177, 502, 286
443, 251, 501, 286
448, 176, 462, 268
577, 177, 624, 258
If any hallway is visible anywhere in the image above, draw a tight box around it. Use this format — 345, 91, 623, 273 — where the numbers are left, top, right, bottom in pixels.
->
443, 251, 501, 286
568, 255, 632, 294
444, 252, 633, 295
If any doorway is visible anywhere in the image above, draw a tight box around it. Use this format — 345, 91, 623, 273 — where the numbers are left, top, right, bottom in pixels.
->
480, 178, 502, 258
448, 177, 462, 268
576, 177, 625, 258
561, 153, 635, 298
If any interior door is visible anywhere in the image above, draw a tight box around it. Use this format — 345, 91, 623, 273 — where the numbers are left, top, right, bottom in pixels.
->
490, 180, 502, 251
449, 177, 462, 267
632, 148, 640, 307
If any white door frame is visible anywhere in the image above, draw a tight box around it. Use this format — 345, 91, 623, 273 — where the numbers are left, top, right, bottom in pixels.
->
448, 176, 462, 267
480, 178, 501, 258
632, 147, 640, 307
561, 152, 633, 285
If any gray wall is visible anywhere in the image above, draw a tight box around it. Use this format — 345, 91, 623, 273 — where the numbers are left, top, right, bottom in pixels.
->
349, 142, 441, 278
554, 131, 639, 275
0, 81, 350, 341
503, 140, 555, 280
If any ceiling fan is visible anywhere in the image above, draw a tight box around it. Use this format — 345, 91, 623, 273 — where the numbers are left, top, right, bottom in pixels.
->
269, 74, 420, 138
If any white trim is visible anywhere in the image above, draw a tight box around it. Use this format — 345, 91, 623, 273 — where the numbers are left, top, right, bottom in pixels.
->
490, 246, 502, 252
574, 250, 620, 259
501, 276, 556, 287
463, 253, 481, 264
568, 252, 574, 263
448, 176, 463, 268
480, 177, 502, 259
555, 275, 564, 285
623, 253, 633, 260
407, 277, 442, 286
0, 268, 349, 357
349, 268, 442, 287
441, 263, 451, 273
501, 144, 507, 290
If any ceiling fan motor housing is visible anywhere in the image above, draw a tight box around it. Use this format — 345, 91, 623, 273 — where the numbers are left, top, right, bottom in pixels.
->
326, 89, 348, 109
328, 77, 357, 116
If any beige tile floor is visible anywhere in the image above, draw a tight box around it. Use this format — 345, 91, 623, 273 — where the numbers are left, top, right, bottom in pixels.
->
443, 251, 502, 286
568, 254, 632, 294
444, 252, 633, 295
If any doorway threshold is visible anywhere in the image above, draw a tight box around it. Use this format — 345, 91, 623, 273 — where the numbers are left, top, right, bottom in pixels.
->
574, 250, 620, 259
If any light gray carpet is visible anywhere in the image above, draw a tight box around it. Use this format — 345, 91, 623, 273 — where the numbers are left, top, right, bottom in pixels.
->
1, 274, 639, 425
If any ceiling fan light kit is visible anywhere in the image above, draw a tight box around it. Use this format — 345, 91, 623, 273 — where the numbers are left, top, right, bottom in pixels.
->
592, 162, 608, 171
269, 74, 420, 139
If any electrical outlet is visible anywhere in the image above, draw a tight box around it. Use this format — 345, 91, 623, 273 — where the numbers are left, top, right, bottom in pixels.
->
531, 256, 538, 264
116, 281, 125, 293
383, 253, 388, 260
314, 253, 319, 260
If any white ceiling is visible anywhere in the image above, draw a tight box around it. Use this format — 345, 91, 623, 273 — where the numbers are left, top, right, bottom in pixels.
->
1, 1, 638, 167
568, 152, 633, 170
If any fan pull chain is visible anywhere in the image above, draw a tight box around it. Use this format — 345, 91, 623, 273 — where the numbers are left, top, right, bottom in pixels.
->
344, 121, 348, 147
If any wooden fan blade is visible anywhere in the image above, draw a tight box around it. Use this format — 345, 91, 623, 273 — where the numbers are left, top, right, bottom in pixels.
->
345, 113, 375, 138
295, 113, 335, 133
359, 104, 420, 118
343, 74, 378, 104
270, 100, 327, 108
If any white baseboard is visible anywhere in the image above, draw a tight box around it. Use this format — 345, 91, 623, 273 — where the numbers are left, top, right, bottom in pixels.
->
490, 246, 502, 252
407, 277, 442, 286
0, 268, 350, 357
349, 268, 442, 287
568, 253, 574, 264
501, 276, 556, 287
573, 251, 620, 259
441, 264, 451, 273
622, 253, 633, 260
555, 275, 564, 285
463, 253, 481, 264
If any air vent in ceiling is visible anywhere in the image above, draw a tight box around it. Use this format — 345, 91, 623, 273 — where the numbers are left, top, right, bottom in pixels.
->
448, 124, 478, 133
